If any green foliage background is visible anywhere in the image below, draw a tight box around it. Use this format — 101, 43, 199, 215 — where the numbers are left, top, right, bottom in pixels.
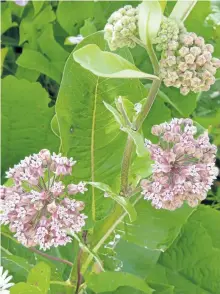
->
1, 1, 220, 293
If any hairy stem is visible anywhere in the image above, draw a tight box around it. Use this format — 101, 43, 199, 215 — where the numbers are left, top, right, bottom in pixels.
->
29, 247, 73, 267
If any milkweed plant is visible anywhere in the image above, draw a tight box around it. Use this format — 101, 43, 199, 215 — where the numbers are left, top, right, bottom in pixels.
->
1, 1, 220, 293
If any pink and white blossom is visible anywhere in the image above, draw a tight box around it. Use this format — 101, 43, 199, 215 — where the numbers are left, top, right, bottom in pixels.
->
141, 119, 218, 210
1, 150, 87, 250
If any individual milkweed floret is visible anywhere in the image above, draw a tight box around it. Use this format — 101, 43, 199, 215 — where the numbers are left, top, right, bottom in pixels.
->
0, 150, 87, 250
104, 5, 139, 50
141, 119, 218, 210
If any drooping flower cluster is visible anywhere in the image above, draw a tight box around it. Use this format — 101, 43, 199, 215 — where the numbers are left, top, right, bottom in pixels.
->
141, 119, 218, 210
104, 5, 139, 51
0, 150, 88, 250
154, 17, 220, 95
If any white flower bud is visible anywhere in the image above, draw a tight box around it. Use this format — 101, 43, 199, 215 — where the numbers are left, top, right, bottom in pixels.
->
180, 87, 190, 95
178, 62, 188, 72
190, 46, 201, 56
196, 55, 207, 66
194, 36, 205, 47
179, 46, 189, 56
212, 57, 220, 69
185, 53, 195, 64
205, 44, 214, 53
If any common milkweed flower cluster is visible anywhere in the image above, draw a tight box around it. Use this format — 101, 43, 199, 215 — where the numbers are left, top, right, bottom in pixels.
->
154, 17, 220, 95
0, 266, 14, 294
104, 5, 139, 50
0, 150, 87, 250
141, 119, 218, 210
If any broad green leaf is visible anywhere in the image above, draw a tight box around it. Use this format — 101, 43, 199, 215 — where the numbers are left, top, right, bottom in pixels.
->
32, 1, 45, 15
170, 0, 197, 22
159, 85, 198, 117
27, 262, 51, 294
118, 199, 195, 251
138, 1, 162, 46
10, 282, 42, 294
55, 31, 147, 221
1, 252, 32, 283
1, 5, 17, 35
37, 24, 69, 72
1, 76, 59, 180
19, 4, 55, 47
147, 206, 220, 294
121, 127, 148, 157
80, 18, 97, 37
15, 66, 40, 82
16, 48, 61, 83
73, 44, 159, 80
148, 283, 174, 294
114, 239, 161, 278
57, 1, 96, 35
87, 272, 153, 293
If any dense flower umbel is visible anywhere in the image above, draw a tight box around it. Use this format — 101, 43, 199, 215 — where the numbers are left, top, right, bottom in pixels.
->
154, 18, 220, 95
104, 5, 139, 51
141, 119, 218, 210
0, 150, 87, 250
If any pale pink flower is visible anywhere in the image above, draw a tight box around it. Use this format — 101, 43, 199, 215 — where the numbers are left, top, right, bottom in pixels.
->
141, 119, 218, 210
1, 150, 87, 250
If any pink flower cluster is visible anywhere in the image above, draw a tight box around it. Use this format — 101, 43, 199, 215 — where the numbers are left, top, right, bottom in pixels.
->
0, 150, 88, 250
141, 119, 218, 210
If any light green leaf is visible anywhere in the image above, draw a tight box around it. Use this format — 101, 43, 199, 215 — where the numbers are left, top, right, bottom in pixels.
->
27, 262, 51, 294
103, 101, 123, 126
73, 44, 159, 80
80, 18, 97, 37
55, 31, 147, 221
1, 5, 17, 35
1, 252, 32, 283
32, 1, 45, 15
19, 4, 55, 46
1, 76, 59, 180
121, 127, 148, 157
10, 282, 42, 294
147, 206, 220, 294
16, 48, 61, 83
170, 0, 197, 22
87, 272, 153, 293
138, 1, 162, 46
148, 283, 174, 294
118, 200, 195, 251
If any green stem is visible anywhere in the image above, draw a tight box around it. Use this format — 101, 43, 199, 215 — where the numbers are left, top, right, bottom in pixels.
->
135, 79, 161, 130
120, 137, 134, 195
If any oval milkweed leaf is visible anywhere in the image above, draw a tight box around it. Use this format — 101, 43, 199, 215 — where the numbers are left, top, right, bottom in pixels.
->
73, 44, 159, 80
